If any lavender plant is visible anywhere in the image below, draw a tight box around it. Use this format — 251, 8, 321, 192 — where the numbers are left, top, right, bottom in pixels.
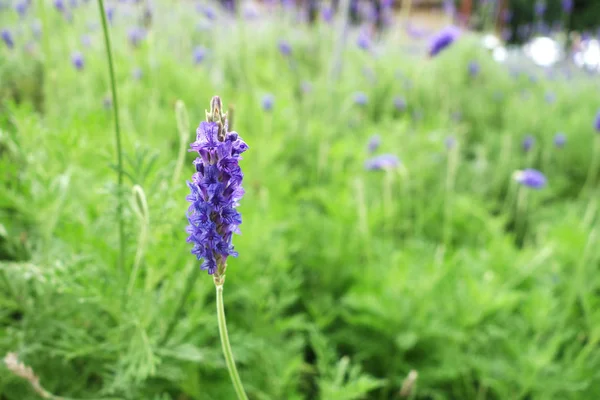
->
186, 96, 248, 400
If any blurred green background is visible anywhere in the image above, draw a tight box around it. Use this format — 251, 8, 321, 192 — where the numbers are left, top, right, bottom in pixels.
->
1, 1, 600, 399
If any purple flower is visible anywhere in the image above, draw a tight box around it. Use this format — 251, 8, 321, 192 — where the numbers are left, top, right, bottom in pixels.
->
201, 5, 216, 20
468, 61, 480, 77
445, 136, 456, 150
262, 94, 274, 111
105, 6, 115, 24
365, 154, 400, 170
72, 52, 84, 70
545, 92, 556, 104
1, 29, 13, 49
367, 134, 381, 154
534, 1, 546, 17
595, 110, 600, 132
554, 133, 566, 148
522, 135, 535, 152
193, 46, 207, 64
128, 27, 145, 47
501, 27, 512, 42
54, 0, 65, 12
278, 40, 292, 56
428, 26, 460, 57
562, 0, 573, 13
443, 0, 455, 16
15, 1, 27, 17
357, 31, 371, 51
514, 169, 547, 189
354, 92, 368, 106
501, 9, 513, 23
186, 96, 247, 277
394, 96, 406, 111
322, 6, 334, 23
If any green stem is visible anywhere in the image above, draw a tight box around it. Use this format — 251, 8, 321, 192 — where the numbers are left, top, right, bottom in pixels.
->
97, 0, 125, 272
215, 284, 248, 400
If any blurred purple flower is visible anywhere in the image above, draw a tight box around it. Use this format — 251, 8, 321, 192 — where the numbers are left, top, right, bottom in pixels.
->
367, 134, 381, 154
194, 46, 207, 64
545, 92, 556, 104
301, 81, 312, 94
515, 169, 547, 189
443, 0, 455, 17
594, 110, 600, 132
262, 94, 274, 111
522, 135, 535, 152
200, 5, 216, 20
394, 96, 406, 111
354, 92, 368, 106
365, 154, 400, 171
562, 0, 573, 13
322, 5, 334, 23
15, 1, 27, 17
105, 6, 115, 23
501, 9, 512, 23
534, 1, 546, 17
428, 26, 460, 57
81, 34, 91, 48
554, 133, 566, 148
501, 27, 512, 41
1, 29, 13, 49
278, 40, 291, 56
72, 51, 84, 70
468, 61, 480, 77
54, 0, 65, 12
128, 27, 145, 47
405, 23, 429, 39
357, 31, 371, 51
445, 136, 456, 150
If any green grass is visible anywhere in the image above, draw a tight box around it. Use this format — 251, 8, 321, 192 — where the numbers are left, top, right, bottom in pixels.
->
1, 2, 600, 399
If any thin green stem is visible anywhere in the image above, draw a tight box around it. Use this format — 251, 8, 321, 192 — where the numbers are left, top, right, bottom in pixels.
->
215, 284, 248, 400
97, 0, 125, 272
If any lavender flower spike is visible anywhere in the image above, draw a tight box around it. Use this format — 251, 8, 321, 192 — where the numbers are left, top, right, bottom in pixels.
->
594, 110, 600, 132
365, 154, 400, 171
514, 169, 547, 189
428, 25, 460, 57
186, 96, 248, 282
1, 29, 13, 49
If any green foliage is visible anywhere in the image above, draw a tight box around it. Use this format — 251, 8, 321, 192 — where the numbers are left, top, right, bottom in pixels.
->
1, 2, 600, 400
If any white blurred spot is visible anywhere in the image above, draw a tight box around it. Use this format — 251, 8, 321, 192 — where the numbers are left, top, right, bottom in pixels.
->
524, 36, 561, 67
